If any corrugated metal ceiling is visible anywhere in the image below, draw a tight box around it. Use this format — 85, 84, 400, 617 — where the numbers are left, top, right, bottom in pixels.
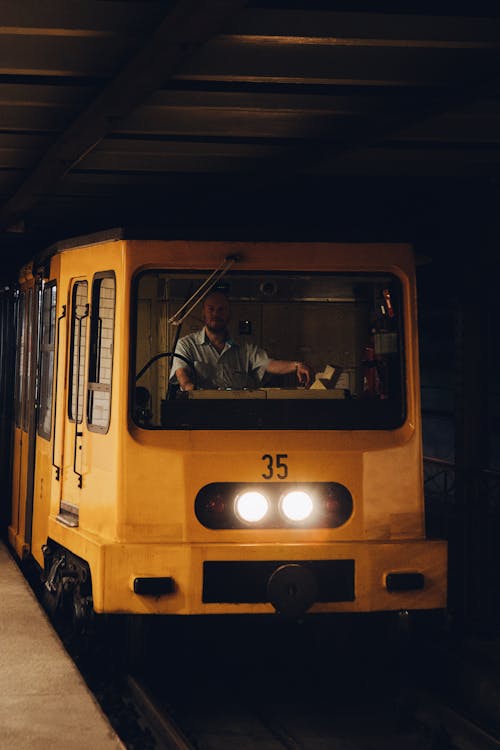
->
0, 0, 499, 264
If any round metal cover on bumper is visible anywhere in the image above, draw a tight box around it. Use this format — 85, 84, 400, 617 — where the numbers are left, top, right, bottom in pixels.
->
267, 563, 318, 617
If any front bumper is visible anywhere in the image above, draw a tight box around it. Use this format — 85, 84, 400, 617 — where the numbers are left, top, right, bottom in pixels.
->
96, 539, 447, 615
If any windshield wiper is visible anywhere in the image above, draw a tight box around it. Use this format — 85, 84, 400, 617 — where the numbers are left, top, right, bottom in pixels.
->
167, 254, 240, 326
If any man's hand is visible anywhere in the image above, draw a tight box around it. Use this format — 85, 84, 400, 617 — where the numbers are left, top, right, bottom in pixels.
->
295, 362, 314, 387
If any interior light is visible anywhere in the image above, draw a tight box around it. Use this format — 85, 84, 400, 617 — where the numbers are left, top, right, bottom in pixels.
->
281, 490, 313, 522
234, 491, 269, 523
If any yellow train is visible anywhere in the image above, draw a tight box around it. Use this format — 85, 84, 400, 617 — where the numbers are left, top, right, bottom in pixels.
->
7, 230, 447, 623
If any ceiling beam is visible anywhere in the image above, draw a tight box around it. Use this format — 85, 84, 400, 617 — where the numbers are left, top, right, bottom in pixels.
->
242, 71, 500, 185
0, 0, 248, 232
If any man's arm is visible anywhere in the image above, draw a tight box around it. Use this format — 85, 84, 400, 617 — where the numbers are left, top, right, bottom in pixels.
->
175, 367, 195, 391
170, 336, 196, 390
266, 359, 313, 386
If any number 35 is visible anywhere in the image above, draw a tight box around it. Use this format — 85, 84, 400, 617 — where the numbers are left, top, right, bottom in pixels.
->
261, 453, 288, 480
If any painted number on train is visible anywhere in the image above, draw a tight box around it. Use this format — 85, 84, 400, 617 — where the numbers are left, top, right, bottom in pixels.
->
261, 453, 288, 480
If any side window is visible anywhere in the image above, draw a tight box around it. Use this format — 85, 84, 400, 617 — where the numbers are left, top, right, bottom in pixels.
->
38, 282, 57, 440
87, 273, 115, 433
14, 291, 25, 428
68, 281, 89, 423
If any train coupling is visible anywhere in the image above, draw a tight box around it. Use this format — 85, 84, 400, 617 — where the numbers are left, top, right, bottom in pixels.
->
266, 563, 318, 618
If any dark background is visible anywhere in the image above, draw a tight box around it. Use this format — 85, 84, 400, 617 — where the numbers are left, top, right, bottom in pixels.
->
0, 0, 498, 634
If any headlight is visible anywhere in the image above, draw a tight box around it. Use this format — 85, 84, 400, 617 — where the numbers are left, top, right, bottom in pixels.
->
234, 491, 269, 523
280, 490, 313, 522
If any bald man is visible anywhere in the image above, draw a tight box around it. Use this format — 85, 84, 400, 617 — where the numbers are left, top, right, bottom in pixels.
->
170, 291, 313, 391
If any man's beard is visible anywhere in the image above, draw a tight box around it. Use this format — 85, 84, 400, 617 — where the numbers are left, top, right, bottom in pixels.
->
206, 320, 226, 333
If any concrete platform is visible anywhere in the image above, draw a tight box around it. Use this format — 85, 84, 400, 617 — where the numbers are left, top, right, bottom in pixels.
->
0, 540, 124, 750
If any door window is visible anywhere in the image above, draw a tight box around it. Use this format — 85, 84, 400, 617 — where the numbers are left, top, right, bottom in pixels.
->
87, 273, 116, 433
38, 282, 57, 440
68, 281, 88, 423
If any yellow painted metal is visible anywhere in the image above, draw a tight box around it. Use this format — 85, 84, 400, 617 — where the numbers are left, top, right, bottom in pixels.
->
9, 236, 447, 616
8, 270, 36, 560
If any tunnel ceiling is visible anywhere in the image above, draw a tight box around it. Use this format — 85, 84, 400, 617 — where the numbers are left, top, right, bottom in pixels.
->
0, 0, 499, 270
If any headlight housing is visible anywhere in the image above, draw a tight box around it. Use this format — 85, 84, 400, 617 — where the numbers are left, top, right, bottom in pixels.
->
195, 482, 353, 529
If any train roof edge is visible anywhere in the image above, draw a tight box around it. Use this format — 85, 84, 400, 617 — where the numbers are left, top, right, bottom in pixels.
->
31, 225, 415, 276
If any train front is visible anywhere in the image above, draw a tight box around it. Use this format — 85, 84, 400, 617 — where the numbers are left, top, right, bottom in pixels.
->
116, 241, 447, 618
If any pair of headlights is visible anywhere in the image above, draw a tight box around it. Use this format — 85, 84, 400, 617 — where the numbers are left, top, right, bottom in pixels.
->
235, 489, 313, 523
195, 481, 353, 529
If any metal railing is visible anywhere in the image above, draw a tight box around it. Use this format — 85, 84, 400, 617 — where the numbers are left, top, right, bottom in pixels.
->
423, 457, 500, 634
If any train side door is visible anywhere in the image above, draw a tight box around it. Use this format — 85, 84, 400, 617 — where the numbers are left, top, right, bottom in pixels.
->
59, 278, 89, 526
10, 289, 25, 551
31, 280, 59, 565
0, 286, 16, 532
9, 273, 40, 558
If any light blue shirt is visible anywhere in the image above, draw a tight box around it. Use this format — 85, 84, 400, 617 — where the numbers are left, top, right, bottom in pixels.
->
170, 328, 270, 389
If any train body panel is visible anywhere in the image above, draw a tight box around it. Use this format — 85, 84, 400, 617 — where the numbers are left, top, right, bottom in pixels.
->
121, 429, 425, 544
31, 431, 55, 568
6, 233, 447, 619
9, 425, 28, 558
41, 528, 447, 615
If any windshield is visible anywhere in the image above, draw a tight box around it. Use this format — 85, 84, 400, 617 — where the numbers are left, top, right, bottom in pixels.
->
132, 271, 405, 430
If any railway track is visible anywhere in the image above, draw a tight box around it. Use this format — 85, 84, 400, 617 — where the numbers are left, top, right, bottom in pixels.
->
412, 694, 500, 750
125, 671, 500, 750
29, 587, 500, 750
116, 615, 500, 750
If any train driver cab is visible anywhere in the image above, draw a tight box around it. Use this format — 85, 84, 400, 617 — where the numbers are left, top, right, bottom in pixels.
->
132, 268, 404, 432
